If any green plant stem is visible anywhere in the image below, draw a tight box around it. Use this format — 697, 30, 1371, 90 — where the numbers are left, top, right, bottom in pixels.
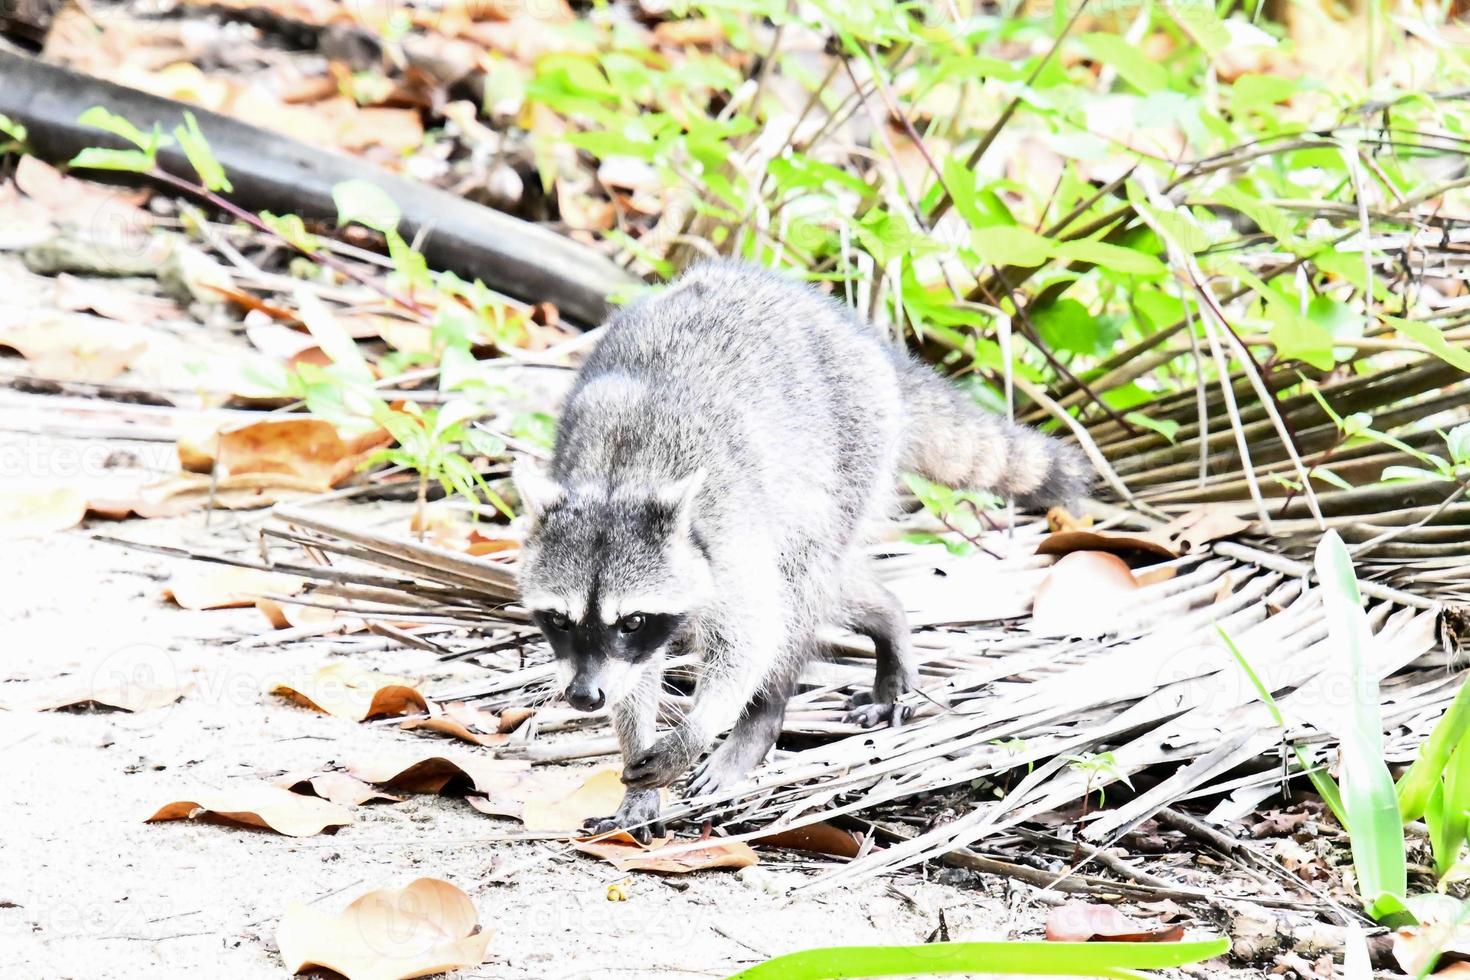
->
148, 168, 432, 318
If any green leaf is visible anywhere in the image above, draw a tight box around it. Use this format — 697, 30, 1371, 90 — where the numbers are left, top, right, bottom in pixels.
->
1446, 423, 1470, 466
1033, 298, 1119, 357
1390, 317, 1470, 373
76, 106, 163, 152
1125, 412, 1179, 443
1053, 239, 1167, 277
1127, 182, 1212, 254
0, 113, 27, 145
1230, 74, 1299, 113
725, 939, 1231, 980
1306, 295, 1363, 361
972, 225, 1053, 267
295, 288, 374, 384
1268, 306, 1336, 371
1315, 531, 1407, 920
260, 212, 322, 254
768, 154, 874, 201
67, 147, 155, 173
173, 111, 231, 193
1133, 288, 1185, 332
1436, 744, 1470, 878
941, 157, 1014, 230
1078, 32, 1167, 93
1398, 677, 1470, 822
386, 230, 431, 291
1381, 465, 1452, 483
856, 209, 941, 268
332, 179, 402, 235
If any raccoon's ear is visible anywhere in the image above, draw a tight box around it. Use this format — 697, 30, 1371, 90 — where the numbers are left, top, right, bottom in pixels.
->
513, 458, 565, 519
656, 469, 706, 536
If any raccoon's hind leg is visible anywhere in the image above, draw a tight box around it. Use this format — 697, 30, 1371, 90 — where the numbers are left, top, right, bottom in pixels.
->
686, 672, 798, 799
585, 663, 665, 844
842, 576, 917, 728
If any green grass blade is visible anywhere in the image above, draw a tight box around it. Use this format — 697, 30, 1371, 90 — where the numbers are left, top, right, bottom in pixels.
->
723, 939, 1231, 980
1315, 531, 1407, 917
1216, 623, 1349, 825
1435, 742, 1470, 877
1398, 676, 1470, 821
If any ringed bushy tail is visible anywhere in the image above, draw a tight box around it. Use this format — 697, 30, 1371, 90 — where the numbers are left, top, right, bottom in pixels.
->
894, 356, 1093, 510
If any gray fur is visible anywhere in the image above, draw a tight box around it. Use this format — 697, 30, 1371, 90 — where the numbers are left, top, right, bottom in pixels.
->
516, 260, 1093, 830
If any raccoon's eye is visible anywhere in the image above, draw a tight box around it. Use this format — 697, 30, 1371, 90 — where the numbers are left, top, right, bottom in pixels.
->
618, 614, 646, 634
545, 611, 571, 631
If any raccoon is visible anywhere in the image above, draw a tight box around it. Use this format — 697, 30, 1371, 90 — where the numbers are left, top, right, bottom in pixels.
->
514, 261, 1091, 841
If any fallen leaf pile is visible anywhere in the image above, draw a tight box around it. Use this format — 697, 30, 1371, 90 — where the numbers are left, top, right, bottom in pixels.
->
146, 786, 353, 837
277, 878, 493, 980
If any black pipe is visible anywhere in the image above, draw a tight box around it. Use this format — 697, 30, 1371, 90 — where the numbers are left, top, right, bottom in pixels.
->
0, 50, 638, 326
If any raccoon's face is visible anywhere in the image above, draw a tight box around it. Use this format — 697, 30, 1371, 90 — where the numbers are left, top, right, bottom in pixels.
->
515, 464, 710, 712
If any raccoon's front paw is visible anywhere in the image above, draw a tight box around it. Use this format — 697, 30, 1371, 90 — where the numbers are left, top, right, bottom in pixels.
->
581, 788, 664, 845
873, 665, 917, 705
844, 689, 913, 729
621, 734, 699, 790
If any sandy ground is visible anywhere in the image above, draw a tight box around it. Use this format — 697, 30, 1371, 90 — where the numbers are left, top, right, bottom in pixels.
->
0, 430, 1033, 979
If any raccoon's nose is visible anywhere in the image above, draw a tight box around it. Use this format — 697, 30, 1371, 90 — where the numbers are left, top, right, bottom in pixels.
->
566, 684, 605, 712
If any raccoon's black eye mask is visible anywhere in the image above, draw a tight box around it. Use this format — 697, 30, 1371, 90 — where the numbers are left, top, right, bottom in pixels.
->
532, 610, 686, 662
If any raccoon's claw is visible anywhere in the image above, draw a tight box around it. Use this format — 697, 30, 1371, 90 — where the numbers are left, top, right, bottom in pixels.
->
581, 788, 664, 844
844, 691, 912, 729
686, 756, 748, 801
622, 734, 699, 789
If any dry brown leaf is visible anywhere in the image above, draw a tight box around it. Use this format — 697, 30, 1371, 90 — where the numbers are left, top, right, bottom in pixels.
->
277, 877, 492, 980
279, 771, 403, 806
256, 597, 342, 630
15, 678, 191, 713
348, 752, 530, 796
269, 663, 428, 721
53, 274, 181, 324
465, 794, 523, 820
177, 417, 390, 492
1394, 895, 1470, 976
1038, 507, 1252, 562
755, 822, 864, 859
1029, 551, 1140, 637
90, 472, 320, 519
519, 768, 669, 833
497, 707, 535, 733
400, 702, 509, 747
1035, 529, 1177, 561
208, 285, 302, 323
146, 786, 352, 837
574, 832, 760, 874
1147, 506, 1254, 554
13, 155, 152, 230
0, 486, 87, 538
1045, 903, 1186, 943
163, 565, 304, 610
0, 316, 149, 382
